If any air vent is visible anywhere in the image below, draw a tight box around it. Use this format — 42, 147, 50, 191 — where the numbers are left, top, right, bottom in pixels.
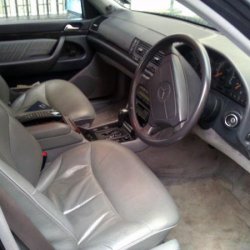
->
90, 16, 107, 32
150, 51, 165, 66
135, 41, 151, 57
130, 38, 151, 63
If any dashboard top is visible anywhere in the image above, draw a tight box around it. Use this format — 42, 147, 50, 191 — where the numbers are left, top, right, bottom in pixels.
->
97, 10, 250, 85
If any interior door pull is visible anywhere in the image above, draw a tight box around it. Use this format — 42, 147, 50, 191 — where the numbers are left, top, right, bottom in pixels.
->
64, 24, 80, 31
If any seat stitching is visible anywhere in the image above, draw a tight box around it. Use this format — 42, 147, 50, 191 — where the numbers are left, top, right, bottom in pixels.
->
0, 168, 77, 241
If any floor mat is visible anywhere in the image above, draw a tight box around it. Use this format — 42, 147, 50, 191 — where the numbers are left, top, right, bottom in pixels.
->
164, 178, 250, 250
137, 135, 221, 184
137, 134, 250, 250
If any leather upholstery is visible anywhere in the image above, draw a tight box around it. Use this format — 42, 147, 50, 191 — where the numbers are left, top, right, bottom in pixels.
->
0, 100, 179, 249
37, 141, 179, 249
11, 79, 96, 125
0, 76, 9, 105
0, 101, 42, 185
151, 239, 180, 250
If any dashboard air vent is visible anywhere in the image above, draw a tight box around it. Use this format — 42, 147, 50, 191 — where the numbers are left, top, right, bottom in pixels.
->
150, 51, 165, 66
136, 41, 151, 57
130, 38, 151, 63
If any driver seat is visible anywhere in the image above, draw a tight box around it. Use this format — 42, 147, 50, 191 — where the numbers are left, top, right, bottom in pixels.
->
0, 100, 179, 249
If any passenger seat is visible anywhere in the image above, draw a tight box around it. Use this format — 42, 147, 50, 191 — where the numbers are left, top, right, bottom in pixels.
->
0, 75, 95, 126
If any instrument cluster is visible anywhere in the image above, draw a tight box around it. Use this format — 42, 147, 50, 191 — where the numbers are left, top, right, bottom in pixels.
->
210, 50, 247, 107
179, 46, 247, 107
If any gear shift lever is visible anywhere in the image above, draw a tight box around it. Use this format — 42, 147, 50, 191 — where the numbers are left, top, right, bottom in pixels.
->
118, 108, 129, 127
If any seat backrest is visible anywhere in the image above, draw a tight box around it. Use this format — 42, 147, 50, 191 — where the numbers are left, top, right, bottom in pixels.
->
0, 100, 78, 249
0, 75, 10, 105
0, 100, 42, 185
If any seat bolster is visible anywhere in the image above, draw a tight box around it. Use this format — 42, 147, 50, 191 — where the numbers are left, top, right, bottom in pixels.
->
0, 159, 78, 250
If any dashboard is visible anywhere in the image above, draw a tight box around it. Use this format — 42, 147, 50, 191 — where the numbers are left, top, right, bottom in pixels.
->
87, 9, 250, 171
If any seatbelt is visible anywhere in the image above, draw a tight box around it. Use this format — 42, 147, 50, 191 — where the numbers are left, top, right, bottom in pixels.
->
0, 189, 54, 250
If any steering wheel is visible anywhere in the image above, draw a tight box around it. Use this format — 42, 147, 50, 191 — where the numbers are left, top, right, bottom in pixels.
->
129, 34, 211, 146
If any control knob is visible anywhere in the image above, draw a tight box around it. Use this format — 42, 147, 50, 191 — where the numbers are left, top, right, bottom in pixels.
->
224, 112, 240, 128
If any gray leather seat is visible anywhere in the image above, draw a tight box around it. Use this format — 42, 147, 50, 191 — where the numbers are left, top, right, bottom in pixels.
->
0, 75, 95, 126
0, 100, 179, 249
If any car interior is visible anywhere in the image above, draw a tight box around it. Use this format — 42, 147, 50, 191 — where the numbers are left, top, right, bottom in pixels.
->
0, 0, 250, 249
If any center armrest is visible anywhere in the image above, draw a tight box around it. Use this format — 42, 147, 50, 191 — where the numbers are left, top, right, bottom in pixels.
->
27, 122, 84, 150
27, 122, 71, 139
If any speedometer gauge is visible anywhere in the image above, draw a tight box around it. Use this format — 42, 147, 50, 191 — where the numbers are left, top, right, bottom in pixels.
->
213, 61, 234, 87
212, 60, 246, 106
229, 72, 246, 106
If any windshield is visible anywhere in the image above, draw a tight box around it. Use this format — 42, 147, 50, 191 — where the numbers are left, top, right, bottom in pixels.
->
115, 0, 211, 27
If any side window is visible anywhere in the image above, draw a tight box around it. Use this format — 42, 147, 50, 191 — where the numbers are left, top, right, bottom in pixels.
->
0, 0, 83, 21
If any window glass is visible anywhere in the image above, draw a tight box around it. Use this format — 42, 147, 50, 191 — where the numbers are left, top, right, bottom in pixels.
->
0, 0, 82, 21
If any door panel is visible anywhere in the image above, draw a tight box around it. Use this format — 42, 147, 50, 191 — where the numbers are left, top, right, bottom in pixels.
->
0, 37, 65, 74
0, 39, 57, 63
0, 20, 93, 87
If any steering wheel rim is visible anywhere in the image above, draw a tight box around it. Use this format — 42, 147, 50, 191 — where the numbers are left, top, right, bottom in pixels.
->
129, 34, 211, 146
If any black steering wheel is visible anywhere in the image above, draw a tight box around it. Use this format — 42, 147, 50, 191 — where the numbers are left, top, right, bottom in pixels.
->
129, 34, 211, 146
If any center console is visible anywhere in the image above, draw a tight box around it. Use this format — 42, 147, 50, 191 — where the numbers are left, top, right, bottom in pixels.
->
17, 109, 84, 162
80, 107, 147, 152
81, 109, 135, 143
18, 100, 149, 157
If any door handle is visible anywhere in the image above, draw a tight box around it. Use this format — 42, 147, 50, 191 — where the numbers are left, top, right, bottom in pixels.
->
64, 24, 80, 31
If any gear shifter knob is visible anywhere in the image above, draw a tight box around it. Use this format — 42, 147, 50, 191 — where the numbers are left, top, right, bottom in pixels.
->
118, 108, 129, 127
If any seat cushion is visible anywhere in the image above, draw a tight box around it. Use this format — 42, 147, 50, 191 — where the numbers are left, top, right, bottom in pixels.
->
11, 79, 96, 125
37, 141, 179, 250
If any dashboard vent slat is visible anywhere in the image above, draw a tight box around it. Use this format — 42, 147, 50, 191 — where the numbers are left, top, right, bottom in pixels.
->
150, 51, 165, 66
130, 38, 165, 67
136, 41, 151, 57
130, 38, 151, 63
